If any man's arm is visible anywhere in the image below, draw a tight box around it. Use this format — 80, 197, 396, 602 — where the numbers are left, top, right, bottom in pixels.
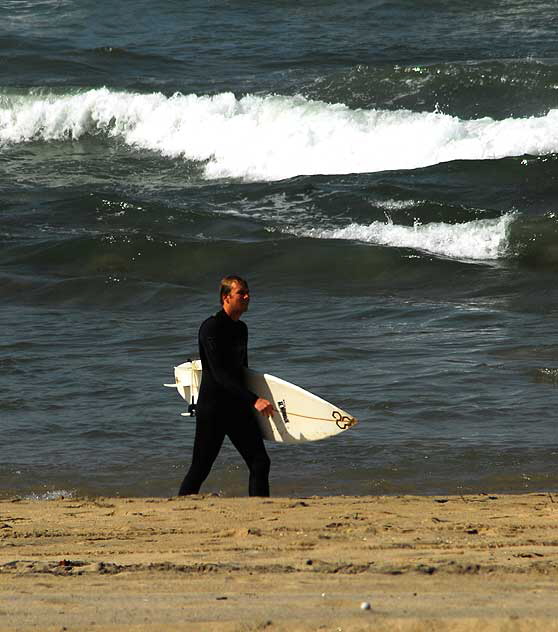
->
243, 324, 273, 416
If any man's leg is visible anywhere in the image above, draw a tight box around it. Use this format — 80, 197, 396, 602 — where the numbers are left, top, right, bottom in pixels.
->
178, 410, 225, 495
227, 413, 270, 497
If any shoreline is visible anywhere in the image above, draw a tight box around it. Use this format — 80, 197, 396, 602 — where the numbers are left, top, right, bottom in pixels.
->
2, 492, 558, 630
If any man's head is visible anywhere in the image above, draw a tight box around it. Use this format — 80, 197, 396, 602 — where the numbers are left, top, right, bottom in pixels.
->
220, 275, 250, 319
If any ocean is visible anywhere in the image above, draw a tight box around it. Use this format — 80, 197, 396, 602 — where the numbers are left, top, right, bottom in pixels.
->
2, 0, 558, 499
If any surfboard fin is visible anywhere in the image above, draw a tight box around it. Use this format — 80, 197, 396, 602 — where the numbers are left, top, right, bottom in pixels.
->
187, 398, 197, 417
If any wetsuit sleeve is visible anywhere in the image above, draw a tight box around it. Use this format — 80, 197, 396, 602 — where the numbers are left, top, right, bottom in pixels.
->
243, 323, 249, 368
200, 319, 258, 407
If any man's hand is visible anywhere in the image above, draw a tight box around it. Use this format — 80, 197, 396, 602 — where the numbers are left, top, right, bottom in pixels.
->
254, 397, 273, 417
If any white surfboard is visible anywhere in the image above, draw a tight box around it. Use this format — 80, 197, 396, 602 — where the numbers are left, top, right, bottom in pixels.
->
165, 360, 357, 443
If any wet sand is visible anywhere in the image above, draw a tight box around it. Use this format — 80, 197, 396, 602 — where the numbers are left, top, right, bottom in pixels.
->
2, 493, 558, 630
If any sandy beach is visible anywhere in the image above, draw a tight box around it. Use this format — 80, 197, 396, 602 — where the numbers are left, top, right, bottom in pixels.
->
2, 493, 558, 631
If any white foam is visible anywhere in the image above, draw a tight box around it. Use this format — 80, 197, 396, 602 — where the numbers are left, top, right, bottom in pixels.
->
2, 88, 558, 180
375, 198, 423, 211
300, 213, 515, 261
23, 489, 75, 501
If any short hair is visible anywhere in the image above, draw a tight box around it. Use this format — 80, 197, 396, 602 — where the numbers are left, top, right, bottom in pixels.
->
219, 275, 248, 305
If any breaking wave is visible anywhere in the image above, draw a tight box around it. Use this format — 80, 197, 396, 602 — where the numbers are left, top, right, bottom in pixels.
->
2, 88, 558, 181
298, 213, 515, 261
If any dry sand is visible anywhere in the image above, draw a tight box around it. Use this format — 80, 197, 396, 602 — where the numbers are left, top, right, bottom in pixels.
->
2, 493, 558, 631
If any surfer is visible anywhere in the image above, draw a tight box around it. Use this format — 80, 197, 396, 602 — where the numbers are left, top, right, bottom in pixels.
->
178, 275, 274, 497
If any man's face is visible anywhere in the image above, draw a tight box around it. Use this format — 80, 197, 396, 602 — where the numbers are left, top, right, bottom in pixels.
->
225, 281, 250, 314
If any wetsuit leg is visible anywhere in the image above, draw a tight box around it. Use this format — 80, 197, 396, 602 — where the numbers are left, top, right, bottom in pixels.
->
226, 412, 270, 497
178, 409, 225, 495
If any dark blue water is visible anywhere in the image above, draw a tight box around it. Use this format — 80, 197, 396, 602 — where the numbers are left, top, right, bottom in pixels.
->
2, 0, 558, 499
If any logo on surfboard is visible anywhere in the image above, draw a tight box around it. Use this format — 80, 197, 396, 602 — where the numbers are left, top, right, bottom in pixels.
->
277, 399, 289, 424
332, 410, 357, 430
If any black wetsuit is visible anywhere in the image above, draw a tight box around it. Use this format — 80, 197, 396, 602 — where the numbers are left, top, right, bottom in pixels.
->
178, 309, 270, 496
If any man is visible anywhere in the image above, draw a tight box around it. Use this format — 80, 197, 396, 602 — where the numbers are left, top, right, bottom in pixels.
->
178, 275, 273, 497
